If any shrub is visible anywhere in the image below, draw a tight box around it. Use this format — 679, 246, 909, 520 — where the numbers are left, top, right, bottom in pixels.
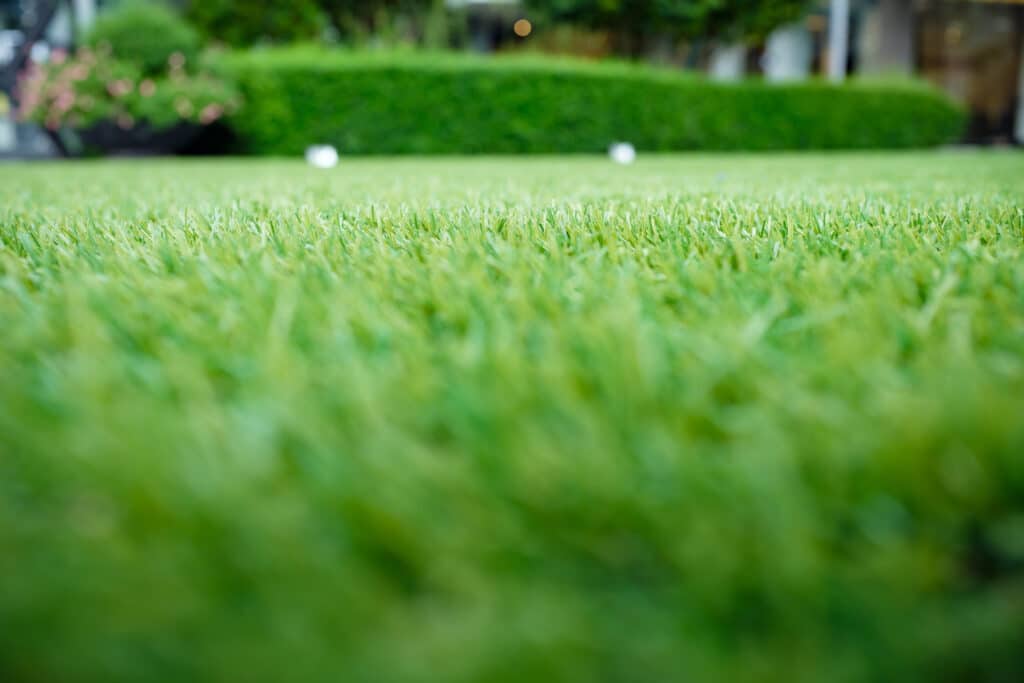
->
83, 1, 201, 77
219, 49, 965, 155
18, 45, 240, 132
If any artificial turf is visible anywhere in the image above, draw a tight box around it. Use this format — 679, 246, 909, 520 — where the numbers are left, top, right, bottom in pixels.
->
1, 153, 1023, 682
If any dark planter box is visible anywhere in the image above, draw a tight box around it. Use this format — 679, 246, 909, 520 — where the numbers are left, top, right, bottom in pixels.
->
49, 120, 202, 157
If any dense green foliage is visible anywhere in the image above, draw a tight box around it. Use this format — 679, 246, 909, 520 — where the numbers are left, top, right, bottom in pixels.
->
318, 0, 435, 38
84, 1, 201, 76
221, 50, 965, 155
2, 153, 1023, 682
525, 0, 811, 44
184, 0, 325, 47
184, 0, 436, 46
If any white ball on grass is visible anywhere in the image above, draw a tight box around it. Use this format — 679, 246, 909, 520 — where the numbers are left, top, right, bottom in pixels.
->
609, 142, 637, 165
305, 145, 339, 169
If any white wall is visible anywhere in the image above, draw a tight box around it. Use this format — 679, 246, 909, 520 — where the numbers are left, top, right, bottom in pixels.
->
709, 43, 746, 82
764, 23, 813, 82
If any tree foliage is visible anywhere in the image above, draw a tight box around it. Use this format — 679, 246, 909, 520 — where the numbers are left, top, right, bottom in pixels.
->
317, 0, 433, 37
184, 0, 325, 47
184, 0, 438, 47
705, 0, 814, 40
524, 0, 811, 51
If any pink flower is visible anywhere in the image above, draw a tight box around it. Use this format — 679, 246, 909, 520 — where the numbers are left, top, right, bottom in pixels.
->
199, 103, 224, 125
106, 79, 133, 97
168, 52, 186, 70
67, 63, 90, 81
17, 98, 38, 118
50, 48, 67, 65
139, 79, 156, 97
18, 76, 41, 98
116, 113, 134, 129
55, 92, 75, 112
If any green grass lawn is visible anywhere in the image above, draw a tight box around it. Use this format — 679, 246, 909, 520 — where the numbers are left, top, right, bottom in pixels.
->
2, 153, 1023, 682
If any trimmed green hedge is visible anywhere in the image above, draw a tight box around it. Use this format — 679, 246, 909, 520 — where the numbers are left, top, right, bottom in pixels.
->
221, 49, 965, 155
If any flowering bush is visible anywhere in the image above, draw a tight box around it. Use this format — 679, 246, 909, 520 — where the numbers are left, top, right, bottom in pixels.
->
18, 45, 240, 133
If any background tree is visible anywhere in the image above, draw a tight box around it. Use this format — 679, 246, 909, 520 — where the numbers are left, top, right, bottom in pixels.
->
524, 0, 812, 57
184, 0, 324, 47
317, 0, 432, 40
703, 0, 813, 42
185, 0, 440, 47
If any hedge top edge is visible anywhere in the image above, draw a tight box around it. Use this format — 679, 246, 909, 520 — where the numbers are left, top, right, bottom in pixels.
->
218, 46, 955, 93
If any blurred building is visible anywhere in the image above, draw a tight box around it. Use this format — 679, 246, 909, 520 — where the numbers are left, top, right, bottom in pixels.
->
820, 0, 1023, 143
751, 0, 1024, 142
912, 0, 1023, 142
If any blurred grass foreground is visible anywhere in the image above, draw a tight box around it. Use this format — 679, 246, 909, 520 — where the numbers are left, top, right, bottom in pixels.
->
2, 153, 1024, 682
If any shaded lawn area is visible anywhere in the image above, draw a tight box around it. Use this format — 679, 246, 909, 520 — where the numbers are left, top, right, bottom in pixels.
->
1, 152, 1023, 682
